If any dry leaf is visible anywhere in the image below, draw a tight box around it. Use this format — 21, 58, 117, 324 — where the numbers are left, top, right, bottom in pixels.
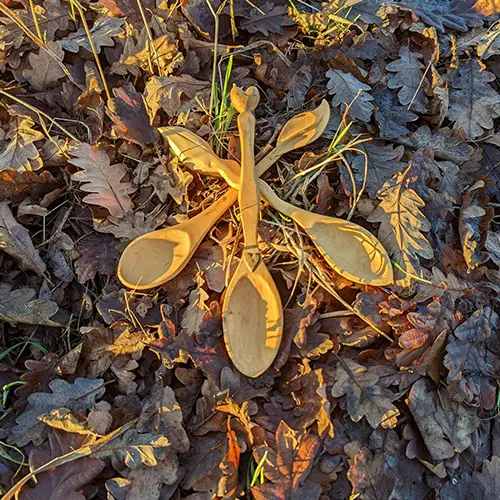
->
181, 274, 209, 336
239, 3, 295, 35
107, 83, 157, 145
447, 59, 500, 139
10, 377, 105, 447
0, 169, 61, 202
342, 141, 405, 198
331, 357, 400, 429
23, 40, 66, 91
373, 89, 418, 139
386, 46, 428, 113
0, 202, 46, 275
252, 421, 321, 499
18, 430, 105, 500
69, 143, 135, 217
61, 16, 124, 53
0, 116, 43, 172
74, 233, 120, 283
144, 75, 210, 120
326, 69, 374, 122
367, 165, 433, 288
444, 307, 499, 410
123, 33, 183, 76
407, 378, 480, 461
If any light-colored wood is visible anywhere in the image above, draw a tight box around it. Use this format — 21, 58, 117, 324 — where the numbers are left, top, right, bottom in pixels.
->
177, 147, 394, 286
117, 188, 238, 290
258, 181, 393, 285
118, 99, 331, 290
222, 87, 283, 378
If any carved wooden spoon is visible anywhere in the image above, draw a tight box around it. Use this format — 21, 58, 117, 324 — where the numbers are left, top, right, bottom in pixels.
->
222, 87, 283, 378
167, 138, 394, 286
118, 101, 331, 290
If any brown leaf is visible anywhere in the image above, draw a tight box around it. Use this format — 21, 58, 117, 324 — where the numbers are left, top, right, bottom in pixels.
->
107, 83, 157, 145
252, 421, 321, 498
447, 59, 500, 140
459, 189, 491, 271
0, 116, 43, 172
0, 283, 60, 327
407, 378, 480, 461
0, 202, 46, 275
91, 0, 155, 25
315, 172, 334, 215
331, 357, 399, 429
23, 40, 66, 91
123, 33, 182, 76
137, 382, 190, 454
181, 274, 209, 336
61, 16, 124, 53
69, 143, 136, 217
346, 441, 395, 500
19, 430, 104, 500
386, 46, 428, 113
10, 377, 105, 447
0, 169, 60, 203
144, 75, 210, 120
74, 233, 120, 283
342, 141, 405, 198
218, 423, 241, 498
367, 165, 433, 288
444, 307, 499, 410
148, 159, 193, 205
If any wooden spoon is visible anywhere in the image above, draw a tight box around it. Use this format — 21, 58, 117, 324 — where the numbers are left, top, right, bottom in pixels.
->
118, 101, 330, 290
117, 188, 237, 290
173, 145, 394, 286
222, 87, 283, 378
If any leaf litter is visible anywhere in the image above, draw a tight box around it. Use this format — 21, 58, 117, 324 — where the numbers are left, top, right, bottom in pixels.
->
1, 0, 500, 498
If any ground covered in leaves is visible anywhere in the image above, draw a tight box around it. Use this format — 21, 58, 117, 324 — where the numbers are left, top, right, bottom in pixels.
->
1, 0, 500, 498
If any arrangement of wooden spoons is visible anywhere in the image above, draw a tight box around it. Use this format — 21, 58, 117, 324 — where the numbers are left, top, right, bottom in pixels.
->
118, 86, 394, 377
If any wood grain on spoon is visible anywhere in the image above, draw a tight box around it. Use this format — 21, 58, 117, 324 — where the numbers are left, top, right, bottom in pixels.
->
222, 87, 283, 378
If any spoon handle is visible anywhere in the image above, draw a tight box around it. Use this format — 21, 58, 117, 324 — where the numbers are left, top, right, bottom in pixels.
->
231, 87, 261, 272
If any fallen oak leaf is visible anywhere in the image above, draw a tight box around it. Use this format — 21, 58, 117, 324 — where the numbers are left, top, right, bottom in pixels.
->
10, 377, 106, 447
331, 357, 400, 429
106, 83, 157, 145
218, 422, 241, 498
0, 169, 61, 203
252, 421, 321, 499
0, 283, 61, 327
74, 233, 120, 283
372, 89, 418, 139
0, 202, 46, 275
342, 140, 405, 198
122, 33, 183, 76
18, 430, 105, 500
407, 378, 479, 461
386, 46, 428, 113
61, 15, 124, 53
367, 164, 433, 289
326, 69, 374, 122
144, 74, 210, 121
444, 307, 499, 410
181, 273, 209, 336
239, 3, 295, 36
0, 116, 43, 172
447, 59, 500, 140
22, 40, 66, 91
69, 143, 136, 218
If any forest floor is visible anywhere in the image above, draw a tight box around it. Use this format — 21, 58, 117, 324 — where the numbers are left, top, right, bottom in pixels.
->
1, 0, 500, 498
